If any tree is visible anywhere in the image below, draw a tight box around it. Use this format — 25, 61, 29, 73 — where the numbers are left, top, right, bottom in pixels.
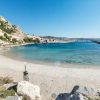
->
33, 38, 40, 43
12, 25, 17, 30
12, 38, 17, 44
4, 33, 11, 41
23, 37, 34, 43
0, 36, 7, 41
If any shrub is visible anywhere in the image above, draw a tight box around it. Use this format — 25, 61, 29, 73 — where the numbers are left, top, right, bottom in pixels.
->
0, 76, 13, 85
33, 38, 40, 43
0, 22, 14, 34
23, 37, 40, 43
23, 37, 34, 43
0, 36, 7, 41
11, 38, 17, 44
0, 77, 15, 99
4, 33, 11, 41
0, 89, 15, 98
0, 36, 4, 40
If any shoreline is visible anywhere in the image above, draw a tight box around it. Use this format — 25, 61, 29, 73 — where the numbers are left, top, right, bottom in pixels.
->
0, 39, 77, 48
3, 53, 100, 69
1, 41, 100, 68
1, 47, 100, 69
0, 54, 100, 99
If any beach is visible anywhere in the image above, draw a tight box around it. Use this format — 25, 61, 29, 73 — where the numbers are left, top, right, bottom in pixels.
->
0, 54, 100, 100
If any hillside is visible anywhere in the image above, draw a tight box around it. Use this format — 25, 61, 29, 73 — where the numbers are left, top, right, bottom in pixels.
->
0, 16, 40, 47
0, 16, 77, 46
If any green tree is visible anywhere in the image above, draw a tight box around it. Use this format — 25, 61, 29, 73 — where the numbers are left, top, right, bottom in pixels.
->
23, 37, 33, 43
4, 33, 11, 41
33, 38, 40, 43
0, 36, 4, 40
12, 38, 17, 44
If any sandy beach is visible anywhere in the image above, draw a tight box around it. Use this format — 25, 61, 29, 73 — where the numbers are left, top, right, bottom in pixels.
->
0, 54, 100, 100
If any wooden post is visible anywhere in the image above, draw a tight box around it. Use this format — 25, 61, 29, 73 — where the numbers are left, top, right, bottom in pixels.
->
23, 64, 29, 81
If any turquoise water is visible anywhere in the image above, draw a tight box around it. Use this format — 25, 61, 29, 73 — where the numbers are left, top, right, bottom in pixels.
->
8, 41, 100, 65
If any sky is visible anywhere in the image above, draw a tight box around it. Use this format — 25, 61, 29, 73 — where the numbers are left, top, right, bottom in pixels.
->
0, 0, 100, 38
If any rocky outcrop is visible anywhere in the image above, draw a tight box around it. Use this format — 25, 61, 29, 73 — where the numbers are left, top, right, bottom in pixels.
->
3, 82, 17, 91
0, 77, 41, 100
55, 85, 100, 100
5, 96, 22, 100
17, 81, 41, 100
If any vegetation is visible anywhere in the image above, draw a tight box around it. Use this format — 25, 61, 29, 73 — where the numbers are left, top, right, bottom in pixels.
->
0, 17, 40, 45
23, 37, 40, 43
0, 77, 15, 99
0, 36, 7, 41
18, 40, 23, 44
0, 76, 13, 85
33, 38, 40, 43
12, 25, 17, 29
0, 21, 14, 34
0, 76, 28, 100
4, 33, 11, 41
23, 37, 33, 43
0, 89, 15, 98
11, 38, 17, 44
0, 36, 4, 40
0, 33, 12, 42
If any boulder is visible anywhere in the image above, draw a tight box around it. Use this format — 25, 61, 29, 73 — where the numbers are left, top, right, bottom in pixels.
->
55, 85, 100, 100
5, 96, 22, 100
17, 81, 40, 100
3, 82, 17, 91
76, 86, 100, 100
55, 92, 86, 100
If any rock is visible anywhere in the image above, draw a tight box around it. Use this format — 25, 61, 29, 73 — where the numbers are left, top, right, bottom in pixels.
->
17, 81, 40, 100
70, 85, 80, 94
79, 93, 86, 100
55, 93, 69, 100
76, 86, 100, 100
3, 82, 17, 91
55, 92, 86, 100
55, 85, 100, 100
5, 96, 22, 100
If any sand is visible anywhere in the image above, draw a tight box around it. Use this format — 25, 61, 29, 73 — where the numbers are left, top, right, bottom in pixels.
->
0, 54, 100, 100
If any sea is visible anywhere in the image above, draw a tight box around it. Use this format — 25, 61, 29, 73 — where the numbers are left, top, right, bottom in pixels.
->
5, 40, 100, 66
